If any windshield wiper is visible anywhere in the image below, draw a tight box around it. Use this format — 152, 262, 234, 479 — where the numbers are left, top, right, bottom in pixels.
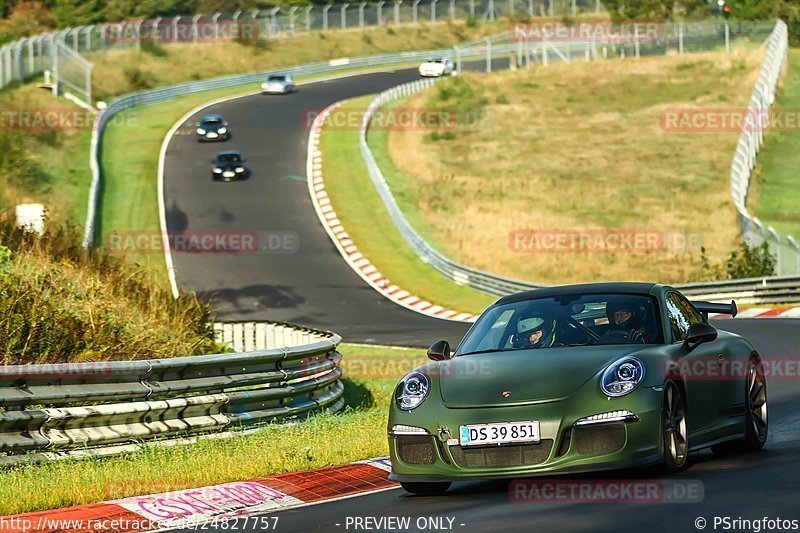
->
458, 348, 517, 357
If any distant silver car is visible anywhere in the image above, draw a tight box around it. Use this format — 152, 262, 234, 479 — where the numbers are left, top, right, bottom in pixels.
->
418, 58, 454, 77
261, 74, 296, 94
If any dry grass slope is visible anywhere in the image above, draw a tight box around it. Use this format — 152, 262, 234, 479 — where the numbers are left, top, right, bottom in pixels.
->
387, 48, 765, 285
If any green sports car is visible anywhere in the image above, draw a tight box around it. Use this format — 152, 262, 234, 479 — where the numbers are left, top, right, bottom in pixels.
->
387, 283, 768, 495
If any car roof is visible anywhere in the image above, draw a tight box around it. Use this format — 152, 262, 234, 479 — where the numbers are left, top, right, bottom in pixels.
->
216, 150, 241, 157
202, 114, 222, 121
495, 282, 661, 306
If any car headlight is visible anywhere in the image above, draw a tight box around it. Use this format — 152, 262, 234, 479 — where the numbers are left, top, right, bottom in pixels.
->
197, 128, 206, 134
213, 168, 222, 173
261, 83, 268, 89
396, 372, 430, 411
600, 357, 645, 397
218, 127, 227, 134
235, 166, 245, 172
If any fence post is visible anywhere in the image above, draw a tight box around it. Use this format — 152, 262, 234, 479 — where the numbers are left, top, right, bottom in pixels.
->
289, 6, 297, 33
469, 0, 475, 18
341, 3, 349, 29
454, 45, 461, 72
528, 0, 533, 17
788, 236, 800, 274
413, 0, 420, 24
678, 23, 684, 55
487, 0, 495, 21
305, 7, 313, 31
395, 1, 401, 25
595, 0, 600, 13
634, 24, 640, 58
485, 37, 491, 72
450, 0, 456, 22
571, 0, 576, 17
152, 17, 162, 45
212, 12, 221, 41
192, 14, 201, 43
359, 3, 366, 28
323, 5, 331, 30
270, 8, 280, 36
171, 16, 181, 44
548, 0, 553, 16
725, 20, 730, 53
432, 0, 438, 21
377, 1, 385, 24
508, 0, 514, 18
768, 228, 783, 274
27, 38, 34, 74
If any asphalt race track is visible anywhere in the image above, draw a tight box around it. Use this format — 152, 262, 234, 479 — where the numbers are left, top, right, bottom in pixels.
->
183, 319, 800, 533
163, 65, 508, 346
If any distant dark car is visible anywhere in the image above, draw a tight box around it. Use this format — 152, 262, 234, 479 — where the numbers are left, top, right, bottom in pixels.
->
211, 150, 248, 181
196, 114, 229, 142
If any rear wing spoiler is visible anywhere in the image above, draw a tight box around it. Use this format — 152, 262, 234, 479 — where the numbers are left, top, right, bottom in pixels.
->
691, 300, 738, 320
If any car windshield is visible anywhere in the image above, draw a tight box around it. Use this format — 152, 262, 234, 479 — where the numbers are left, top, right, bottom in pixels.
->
202, 117, 222, 125
428, 59, 444, 63
218, 153, 241, 163
268, 75, 287, 81
456, 293, 663, 355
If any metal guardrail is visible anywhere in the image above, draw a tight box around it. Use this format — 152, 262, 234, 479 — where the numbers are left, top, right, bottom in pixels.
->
0, 333, 343, 465
358, 21, 800, 305
213, 321, 328, 351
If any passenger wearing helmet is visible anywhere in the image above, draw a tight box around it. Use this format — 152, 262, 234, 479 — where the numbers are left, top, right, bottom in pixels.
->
512, 315, 557, 349
600, 299, 647, 344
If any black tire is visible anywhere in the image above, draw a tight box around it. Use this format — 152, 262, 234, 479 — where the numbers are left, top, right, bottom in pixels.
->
662, 380, 689, 473
400, 482, 451, 496
712, 357, 768, 455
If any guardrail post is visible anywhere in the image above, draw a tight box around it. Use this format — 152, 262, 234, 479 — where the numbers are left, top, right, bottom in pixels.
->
341, 3, 349, 29
323, 5, 332, 30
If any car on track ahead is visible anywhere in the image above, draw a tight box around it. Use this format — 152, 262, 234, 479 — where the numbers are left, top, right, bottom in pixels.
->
195, 114, 229, 142
211, 150, 248, 181
388, 282, 768, 495
261, 74, 296, 94
418, 58, 454, 77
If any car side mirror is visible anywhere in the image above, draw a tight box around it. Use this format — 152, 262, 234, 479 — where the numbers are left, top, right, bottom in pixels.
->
683, 322, 718, 351
427, 340, 451, 361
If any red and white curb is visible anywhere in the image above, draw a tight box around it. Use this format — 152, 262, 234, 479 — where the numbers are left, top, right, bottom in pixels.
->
710, 308, 800, 319
4, 458, 397, 532
306, 100, 477, 323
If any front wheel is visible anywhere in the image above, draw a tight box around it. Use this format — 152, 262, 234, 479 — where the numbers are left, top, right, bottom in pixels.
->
662, 381, 689, 472
400, 482, 451, 496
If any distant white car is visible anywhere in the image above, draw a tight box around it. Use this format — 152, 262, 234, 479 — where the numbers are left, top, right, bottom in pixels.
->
261, 74, 296, 94
418, 58, 454, 77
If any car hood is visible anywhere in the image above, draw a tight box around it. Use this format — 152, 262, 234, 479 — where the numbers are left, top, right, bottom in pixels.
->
438, 345, 647, 408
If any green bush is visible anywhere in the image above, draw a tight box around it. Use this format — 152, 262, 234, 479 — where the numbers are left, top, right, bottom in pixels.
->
701, 242, 777, 280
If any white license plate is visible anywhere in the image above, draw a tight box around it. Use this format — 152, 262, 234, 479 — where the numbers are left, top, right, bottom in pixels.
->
206, 132, 218, 138
459, 421, 540, 446
223, 171, 235, 178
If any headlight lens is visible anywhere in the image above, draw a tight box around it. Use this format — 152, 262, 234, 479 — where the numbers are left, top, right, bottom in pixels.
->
196, 128, 206, 134
396, 372, 430, 411
218, 127, 227, 134
235, 166, 245, 172
213, 168, 222, 173
601, 357, 645, 397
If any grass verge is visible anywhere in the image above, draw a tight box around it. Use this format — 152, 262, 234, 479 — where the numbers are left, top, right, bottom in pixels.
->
0, 342, 422, 516
752, 48, 800, 239
319, 97, 494, 314
384, 48, 766, 285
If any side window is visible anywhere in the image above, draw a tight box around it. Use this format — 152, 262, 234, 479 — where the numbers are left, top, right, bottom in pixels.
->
665, 293, 702, 342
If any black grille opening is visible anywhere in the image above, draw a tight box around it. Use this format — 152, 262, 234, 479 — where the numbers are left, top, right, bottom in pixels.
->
557, 428, 572, 457
449, 440, 554, 468
398, 435, 436, 465
574, 423, 626, 456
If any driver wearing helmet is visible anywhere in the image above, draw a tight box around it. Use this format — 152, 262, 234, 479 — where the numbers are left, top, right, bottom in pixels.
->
512, 315, 557, 349
601, 299, 648, 344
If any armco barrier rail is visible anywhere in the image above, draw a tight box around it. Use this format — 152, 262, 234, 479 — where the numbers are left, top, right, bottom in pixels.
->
213, 321, 327, 351
0, 333, 343, 466
357, 21, 800, 305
